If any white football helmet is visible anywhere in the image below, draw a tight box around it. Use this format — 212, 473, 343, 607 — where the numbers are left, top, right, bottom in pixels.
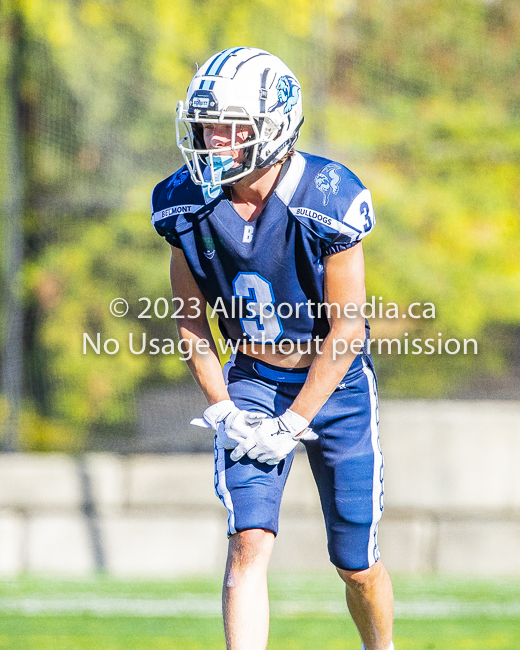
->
176, 47, 304, 186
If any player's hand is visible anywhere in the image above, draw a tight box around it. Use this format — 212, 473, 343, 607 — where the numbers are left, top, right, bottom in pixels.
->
190, 400, 266, 450
216, 408, 267, 449
230, 409, 318, 465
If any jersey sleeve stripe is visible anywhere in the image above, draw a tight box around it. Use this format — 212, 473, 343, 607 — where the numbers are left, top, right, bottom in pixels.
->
289, 206, 362, 236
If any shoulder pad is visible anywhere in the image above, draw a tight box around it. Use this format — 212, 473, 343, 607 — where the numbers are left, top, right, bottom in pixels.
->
285, 153, 375, 248
151, 166, 206, 231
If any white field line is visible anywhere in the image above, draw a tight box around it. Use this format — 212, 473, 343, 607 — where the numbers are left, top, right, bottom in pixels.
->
0, 597, 518, 619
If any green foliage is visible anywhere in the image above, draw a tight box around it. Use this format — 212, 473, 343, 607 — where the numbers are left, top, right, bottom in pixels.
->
323, 0, 520, 395
27, 206, 180, 434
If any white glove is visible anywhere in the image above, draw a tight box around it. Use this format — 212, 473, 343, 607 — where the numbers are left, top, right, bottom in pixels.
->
230, 409, 318, 465
190, 400, 266, 450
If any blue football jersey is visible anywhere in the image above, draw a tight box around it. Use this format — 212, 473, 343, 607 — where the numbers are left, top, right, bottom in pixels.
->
151, 151, 375, 344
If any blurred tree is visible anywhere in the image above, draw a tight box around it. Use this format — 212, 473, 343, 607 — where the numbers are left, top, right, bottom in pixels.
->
0, 6, 25, 450
324, 0, 520, 395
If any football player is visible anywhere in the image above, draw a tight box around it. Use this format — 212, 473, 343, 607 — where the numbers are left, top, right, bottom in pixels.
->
151, 47, 394, 650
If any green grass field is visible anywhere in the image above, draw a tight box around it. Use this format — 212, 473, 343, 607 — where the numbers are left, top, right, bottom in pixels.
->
0, 573, 518, 649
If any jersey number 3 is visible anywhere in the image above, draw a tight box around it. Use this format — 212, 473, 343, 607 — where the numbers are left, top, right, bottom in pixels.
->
361, 201, 372, 233
232, 272, 283, 342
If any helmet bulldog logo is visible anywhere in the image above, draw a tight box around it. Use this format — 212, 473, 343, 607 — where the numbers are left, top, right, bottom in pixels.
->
269, 76, 301, 115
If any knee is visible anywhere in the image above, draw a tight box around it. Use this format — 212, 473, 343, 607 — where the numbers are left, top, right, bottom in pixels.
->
227, 528, 275, 573
336, 560, 383, 593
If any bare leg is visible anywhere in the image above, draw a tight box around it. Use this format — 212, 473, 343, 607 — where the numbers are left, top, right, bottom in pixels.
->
222, 528, 275, 650
337, 560, 394, 650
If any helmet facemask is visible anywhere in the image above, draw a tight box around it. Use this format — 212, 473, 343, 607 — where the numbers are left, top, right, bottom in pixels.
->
176, 101, 282, 187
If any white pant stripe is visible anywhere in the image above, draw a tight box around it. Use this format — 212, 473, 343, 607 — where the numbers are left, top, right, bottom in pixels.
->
362, 357, 384, 567
215, 445, 236, 535
214, 352, 237, 535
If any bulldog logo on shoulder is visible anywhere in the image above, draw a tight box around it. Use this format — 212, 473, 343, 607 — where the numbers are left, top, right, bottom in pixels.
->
315, 163, 342, 206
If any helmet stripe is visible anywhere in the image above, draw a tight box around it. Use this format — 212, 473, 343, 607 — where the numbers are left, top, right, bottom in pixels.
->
198, 49, 233, 89
212, 47, 246, 75
202, 52, 223, 73
198, 47, 246, 90
206, 48, 235, 75
206, 47, 240, 76
200, 78, 218, 90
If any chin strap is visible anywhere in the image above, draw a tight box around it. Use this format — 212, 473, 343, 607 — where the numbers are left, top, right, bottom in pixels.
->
201, 155, 235, 201
257, 116, 304, 169
221, 161, 246, 182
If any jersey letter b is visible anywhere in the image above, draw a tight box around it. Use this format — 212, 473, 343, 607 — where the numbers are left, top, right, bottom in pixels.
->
242, 225, 254, 243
